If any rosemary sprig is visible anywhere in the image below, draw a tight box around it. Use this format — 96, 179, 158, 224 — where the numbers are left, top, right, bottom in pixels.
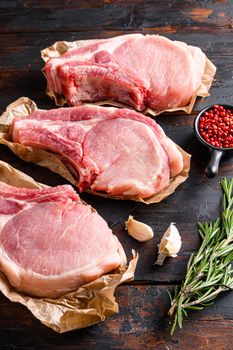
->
168, 178, 233, 335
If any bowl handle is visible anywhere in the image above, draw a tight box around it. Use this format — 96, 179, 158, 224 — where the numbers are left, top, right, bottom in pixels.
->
205, 149, 223, 178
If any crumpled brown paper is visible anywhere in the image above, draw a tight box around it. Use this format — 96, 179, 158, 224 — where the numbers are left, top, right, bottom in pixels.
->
0, 97, 191, 204
41, 37, 216, 116
0, 160, 138, 333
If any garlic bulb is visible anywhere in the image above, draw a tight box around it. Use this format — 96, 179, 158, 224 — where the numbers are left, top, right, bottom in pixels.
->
125, 215, 154, 242
154, 223, 182, 265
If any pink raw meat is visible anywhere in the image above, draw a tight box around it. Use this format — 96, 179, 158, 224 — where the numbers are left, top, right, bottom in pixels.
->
0, 182, 125, 298
43, 34, 208, 111
10, 104, 184, 198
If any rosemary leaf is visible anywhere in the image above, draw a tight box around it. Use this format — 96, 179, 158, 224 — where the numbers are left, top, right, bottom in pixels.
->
168, 178, 233, 335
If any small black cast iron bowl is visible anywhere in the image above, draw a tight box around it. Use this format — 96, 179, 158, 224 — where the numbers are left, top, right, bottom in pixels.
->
194, 104, 233, 178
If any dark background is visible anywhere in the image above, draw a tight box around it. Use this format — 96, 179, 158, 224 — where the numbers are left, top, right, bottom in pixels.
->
0, 1, 233, 349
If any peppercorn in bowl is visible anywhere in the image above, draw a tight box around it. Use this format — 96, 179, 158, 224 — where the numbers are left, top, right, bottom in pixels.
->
194, 104, 233, 178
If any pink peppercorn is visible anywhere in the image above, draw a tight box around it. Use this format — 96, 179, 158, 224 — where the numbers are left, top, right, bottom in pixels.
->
199, 105, 233, 148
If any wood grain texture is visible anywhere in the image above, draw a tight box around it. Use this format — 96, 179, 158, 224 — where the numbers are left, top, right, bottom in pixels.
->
0, 0, 233, 34
0, 0, 233, 348
0, 285, 233, 349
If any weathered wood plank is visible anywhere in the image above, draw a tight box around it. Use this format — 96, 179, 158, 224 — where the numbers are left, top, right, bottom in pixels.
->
0, 0, 232, 34
0, 2, 233, 347
0, 1, 232, 350
0, 285, 233, 349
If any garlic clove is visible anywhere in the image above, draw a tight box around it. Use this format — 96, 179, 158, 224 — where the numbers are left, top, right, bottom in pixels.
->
154, 223, 182, 265
125, 215, 154, 242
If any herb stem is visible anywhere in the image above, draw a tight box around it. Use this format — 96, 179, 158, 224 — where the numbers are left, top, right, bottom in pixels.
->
168, 178, 233, 335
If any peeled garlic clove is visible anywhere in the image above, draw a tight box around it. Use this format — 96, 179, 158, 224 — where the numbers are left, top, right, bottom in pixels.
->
125, 215, 154, 242
154, 223, 182, 265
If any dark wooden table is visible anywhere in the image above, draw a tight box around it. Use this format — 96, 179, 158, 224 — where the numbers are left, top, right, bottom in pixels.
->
0, 1, 233, 349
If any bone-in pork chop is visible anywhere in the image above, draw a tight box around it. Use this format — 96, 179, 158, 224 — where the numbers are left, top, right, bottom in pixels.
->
10, 104, 184, 199
43, 33, 211, 112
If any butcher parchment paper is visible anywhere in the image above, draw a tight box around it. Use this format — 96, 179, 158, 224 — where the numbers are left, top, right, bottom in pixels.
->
0, 97, 191, 204
0, 160, 138, 333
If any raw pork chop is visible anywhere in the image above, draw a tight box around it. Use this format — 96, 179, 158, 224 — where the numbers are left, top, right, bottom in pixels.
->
10, 104, 184, 199
43, 33, 209, 111
0, 182, 125, 298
